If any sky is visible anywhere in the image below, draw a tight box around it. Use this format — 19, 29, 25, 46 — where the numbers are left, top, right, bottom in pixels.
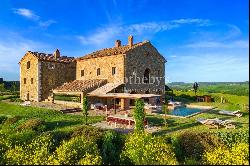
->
0, 0, 249, 83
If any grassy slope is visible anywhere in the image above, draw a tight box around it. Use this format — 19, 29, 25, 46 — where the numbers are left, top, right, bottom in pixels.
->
0, 102, 104, 133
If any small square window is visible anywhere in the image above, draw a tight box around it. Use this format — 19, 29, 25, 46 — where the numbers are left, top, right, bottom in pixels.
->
31, 78, 33, 84
27, 61, 30, 69
112, 67, 116, 75
81, 70, 84, 77
48, 63, 55, 69
97, 68, 100, 76
24, 78, 26, 84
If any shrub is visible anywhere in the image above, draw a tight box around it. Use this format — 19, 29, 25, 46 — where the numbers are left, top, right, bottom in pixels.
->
48, 136, 102, 165
78, 153, 102, 165
4, 134, 53, 165
16, 118, 46, 132
82, 96, 88, 125
0, 134, 11, 165
71, 125, 104, 147
3, 116, 21, 125
5, 129, 37, 147
120, 132, 178, 165
202, 143, 249, 165
216, 129, 249, 147
133, 99, 145, 132
177, 132, 224, 161
0, 116, 7, 124
10, 97, 22, 102
101, 130, 124, 165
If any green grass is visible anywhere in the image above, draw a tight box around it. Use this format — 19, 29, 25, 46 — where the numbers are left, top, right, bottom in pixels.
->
0, 95, 18, 101
149, 107, 249, 137
0, 102, 104, 133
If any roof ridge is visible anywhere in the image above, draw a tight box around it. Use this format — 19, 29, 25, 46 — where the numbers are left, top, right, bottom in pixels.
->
77, 40, 149, 61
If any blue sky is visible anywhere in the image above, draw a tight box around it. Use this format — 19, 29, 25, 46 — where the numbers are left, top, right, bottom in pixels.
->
0, 0, 249, 82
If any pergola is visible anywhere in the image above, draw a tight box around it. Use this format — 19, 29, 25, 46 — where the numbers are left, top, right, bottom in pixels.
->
87, 93, 161, 111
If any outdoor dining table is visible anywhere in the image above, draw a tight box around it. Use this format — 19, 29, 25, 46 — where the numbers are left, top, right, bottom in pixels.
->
106, 114, 135, 128
106, 114, 148, 128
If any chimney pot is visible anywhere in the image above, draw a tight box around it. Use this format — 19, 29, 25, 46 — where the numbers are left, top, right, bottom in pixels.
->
128, 35, 133, 47
115, 40, 121, 47
54, 49, 60, 58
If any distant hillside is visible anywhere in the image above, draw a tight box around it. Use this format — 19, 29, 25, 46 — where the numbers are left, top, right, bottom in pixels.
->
167, 82, 249, 96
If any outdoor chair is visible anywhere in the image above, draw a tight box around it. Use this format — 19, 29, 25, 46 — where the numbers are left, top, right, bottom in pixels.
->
197, 118, 222, 129
218, 110, 243, 117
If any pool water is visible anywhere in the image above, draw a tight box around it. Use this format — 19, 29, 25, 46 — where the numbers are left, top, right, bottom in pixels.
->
170, 107, 203, 117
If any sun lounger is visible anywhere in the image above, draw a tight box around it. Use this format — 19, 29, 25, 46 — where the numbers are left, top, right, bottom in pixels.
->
197, 118, 236, 129
197, 118, 223, 129
219, 120, 236, 129
218, 110, 242, 117
20, 101, 31, 106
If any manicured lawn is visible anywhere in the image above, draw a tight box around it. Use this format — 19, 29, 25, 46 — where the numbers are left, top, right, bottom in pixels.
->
0, 101, 104, 133
147, 106, 249, 136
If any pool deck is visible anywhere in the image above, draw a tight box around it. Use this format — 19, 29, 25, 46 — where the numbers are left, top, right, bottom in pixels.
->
155, 105, 215, 118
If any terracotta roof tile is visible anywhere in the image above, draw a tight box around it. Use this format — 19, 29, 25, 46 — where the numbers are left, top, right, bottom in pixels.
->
77, 41, 149, 61
19, 51, 75, 64
53, 79, 107, 92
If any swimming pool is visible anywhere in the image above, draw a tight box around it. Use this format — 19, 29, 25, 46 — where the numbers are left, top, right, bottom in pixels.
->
169, 106, 205, 117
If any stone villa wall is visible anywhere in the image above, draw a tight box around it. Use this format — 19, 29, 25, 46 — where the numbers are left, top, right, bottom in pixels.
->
76, 54, 125, 83
20, 52, 39, 101
40, 61, 76, 101
124, 42, 165, 95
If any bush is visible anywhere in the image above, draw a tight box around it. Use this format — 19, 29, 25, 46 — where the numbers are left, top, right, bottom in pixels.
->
10, 97, 22, 102
16, 118, 46, 132
202, 143, 249, 165
0, 134, 11, 165
71, 125, 105, 147
0, 116, 7, 124
133, 99, 145, 132
177, 132, 224, 161
120, 132, 178, 165
4, 129, 37, 147
216, 129, 249, 147
101, 130, 124, 165
48, 136, 102, 165
4, 134, 53, 165
3, 116, 21, 125
78, 153, 102, 165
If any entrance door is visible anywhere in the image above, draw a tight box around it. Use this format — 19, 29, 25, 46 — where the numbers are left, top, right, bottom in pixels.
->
26, 93, 30, 101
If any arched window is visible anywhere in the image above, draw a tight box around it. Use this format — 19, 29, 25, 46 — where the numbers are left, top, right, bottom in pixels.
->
144, 68, 150, 84
27, 61, 30, 69
97, 68, 100, 76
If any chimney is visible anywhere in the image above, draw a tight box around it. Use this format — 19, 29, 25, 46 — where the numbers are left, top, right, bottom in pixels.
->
54, 49, 60, 58
115, 40, 121, 47
128, 35, 133, 47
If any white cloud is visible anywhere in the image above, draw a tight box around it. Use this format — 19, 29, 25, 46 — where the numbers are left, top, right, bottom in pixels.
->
38, 20, 57, 28
170, 18, 211, 26
185, 40, 249, 49
12, 8, 56, 28
12, 8, 40, 20
0, 32, 52, 80
77, 26, 121, 45
77, 18, 212, 46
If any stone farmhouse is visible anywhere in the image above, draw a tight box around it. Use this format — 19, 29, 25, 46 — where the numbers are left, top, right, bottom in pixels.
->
19, 36, 166, 109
